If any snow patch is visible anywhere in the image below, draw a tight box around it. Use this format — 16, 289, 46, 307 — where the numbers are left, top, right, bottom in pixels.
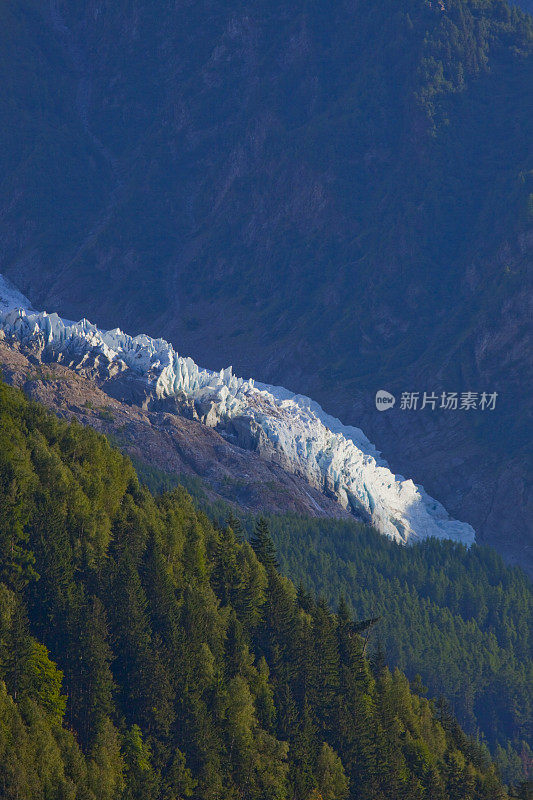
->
0, 275, 34, 314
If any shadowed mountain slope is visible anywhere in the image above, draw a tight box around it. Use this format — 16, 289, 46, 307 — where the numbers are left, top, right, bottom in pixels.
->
1, 0, 532, 564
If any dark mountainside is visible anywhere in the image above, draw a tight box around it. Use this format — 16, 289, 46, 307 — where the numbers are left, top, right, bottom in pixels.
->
1, 2, 532, 562
0, 378, 522, 800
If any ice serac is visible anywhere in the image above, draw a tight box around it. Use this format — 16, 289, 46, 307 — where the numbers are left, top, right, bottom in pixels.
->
0, 275, 475, 546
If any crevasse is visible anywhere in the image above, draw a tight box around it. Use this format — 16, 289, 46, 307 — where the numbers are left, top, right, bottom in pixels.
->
0, 274, 475, 546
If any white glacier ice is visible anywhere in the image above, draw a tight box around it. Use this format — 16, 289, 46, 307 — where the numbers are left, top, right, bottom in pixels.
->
0, 275, 35, 314
0, 274, 475, 546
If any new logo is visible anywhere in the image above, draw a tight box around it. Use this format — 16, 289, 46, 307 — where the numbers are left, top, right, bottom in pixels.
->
375, 390, 396, 411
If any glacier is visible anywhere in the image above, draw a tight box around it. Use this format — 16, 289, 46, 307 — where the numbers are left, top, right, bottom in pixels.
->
0, 274, 475, 546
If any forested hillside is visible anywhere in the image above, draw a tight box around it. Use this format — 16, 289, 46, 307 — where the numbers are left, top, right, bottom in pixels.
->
0, 379, 519, 799
117, 433, 533, 786
256, 516, 532, 784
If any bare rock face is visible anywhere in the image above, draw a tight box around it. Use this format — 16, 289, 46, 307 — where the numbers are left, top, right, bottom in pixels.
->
0, 340, 349, 519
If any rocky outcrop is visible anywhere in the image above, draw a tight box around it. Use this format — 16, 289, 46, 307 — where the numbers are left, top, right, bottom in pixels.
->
0, 339, 352, 519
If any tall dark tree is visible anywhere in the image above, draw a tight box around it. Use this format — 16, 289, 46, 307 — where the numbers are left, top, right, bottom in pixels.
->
250, 517, 279, 571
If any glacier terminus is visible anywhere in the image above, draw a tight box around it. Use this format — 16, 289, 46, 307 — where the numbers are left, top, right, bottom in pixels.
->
0, 274, 475, 547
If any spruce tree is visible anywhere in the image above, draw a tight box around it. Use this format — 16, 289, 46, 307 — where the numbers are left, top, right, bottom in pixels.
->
250, 517, 279, 571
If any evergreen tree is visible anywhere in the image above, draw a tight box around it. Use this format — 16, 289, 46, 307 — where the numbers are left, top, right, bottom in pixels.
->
316, 742, 349, 800
250, 518, 279, 571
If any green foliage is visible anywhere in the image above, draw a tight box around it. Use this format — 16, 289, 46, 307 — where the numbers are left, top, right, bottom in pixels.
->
20, 639, 66, 722
250, 517, 279, 572
316, 743, 349, 800
258, 513, 532, 784
97, 408, 115, 422
88, 717, 126, 800
0, 381, 516, 798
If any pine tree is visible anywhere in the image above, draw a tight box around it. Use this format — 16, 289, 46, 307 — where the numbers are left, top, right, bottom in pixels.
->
162, 749, 196, 799
73, 595, 115, 749
310, 597, 340, 732
290, 699, 319, 800
88, 716, 125, 800
316, 742, 349, 800
20, 639, 66, 722
226, 512, 245, 542
334, 597, 376, 789
250, 518, 279, 571
122, 724, 160, 800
